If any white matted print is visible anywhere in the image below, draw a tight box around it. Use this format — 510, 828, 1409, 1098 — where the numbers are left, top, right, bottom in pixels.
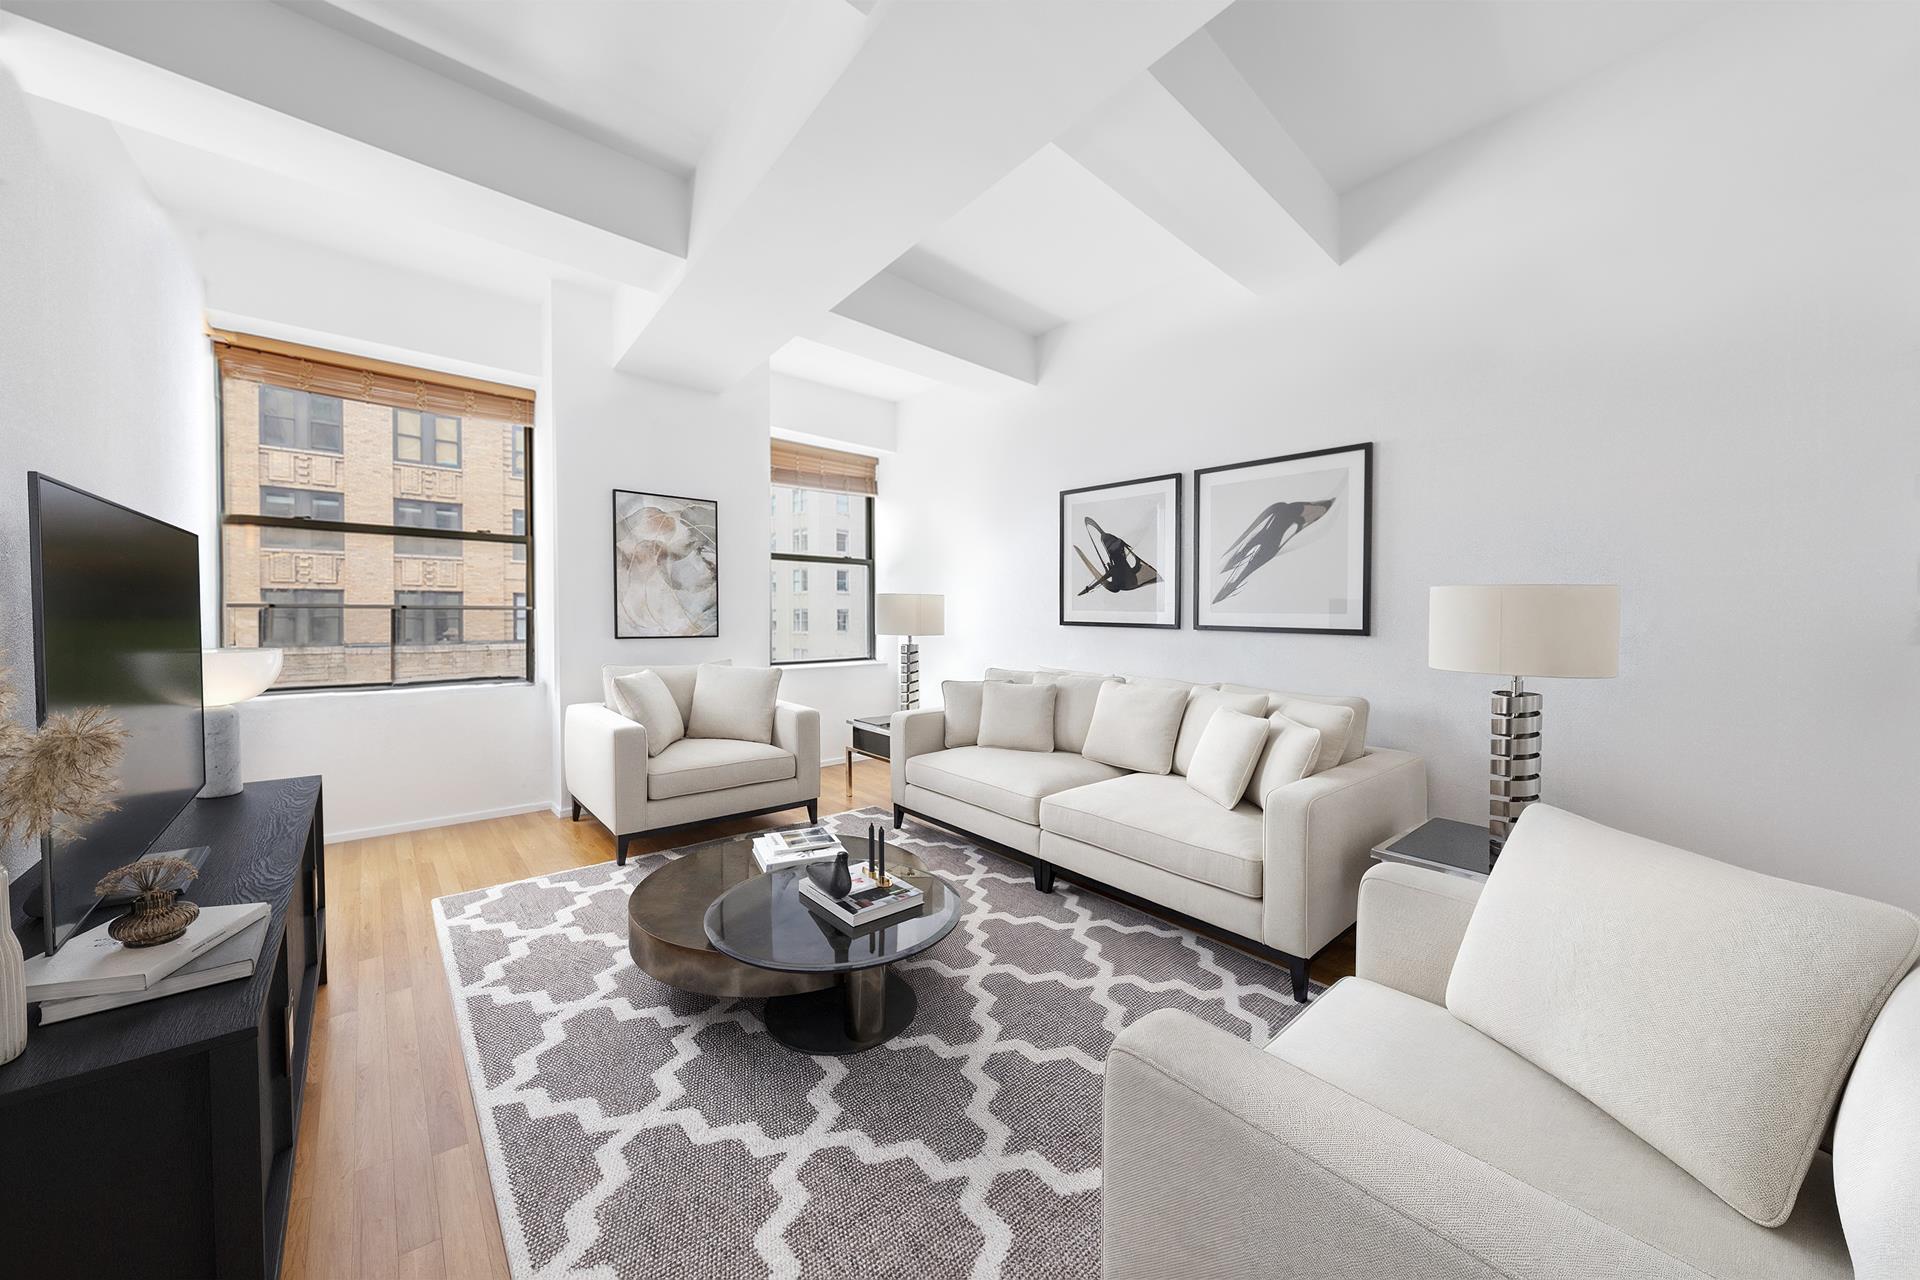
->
1059, 473, 1181, 628
1195, 444, 1371, 634
612, 489, 719, 637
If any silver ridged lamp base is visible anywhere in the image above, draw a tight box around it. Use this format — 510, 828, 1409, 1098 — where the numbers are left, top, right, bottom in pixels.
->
1488, 678, 1542, 860
897, 639, 921, 710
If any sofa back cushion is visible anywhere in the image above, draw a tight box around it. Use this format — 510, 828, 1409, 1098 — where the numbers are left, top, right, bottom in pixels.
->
1183, 710, 1269, 808
1172, 691, 1270, 775
1219, 685, 1369, 764
1121, 674, 1215, 695
977, 682, 1057, 752
603, 659, 726, 725
984, 667, 1034, 684
1080, 682, 1188, 774
1447, 805, 1920, 1227
610, 670, 685, 757
1273, 699, 1352, 776
942, 680, 985, 748
1033, 673, 1109, 753
1245, 713, 1322, 807
1834, 967, 1920, 1280
686, 664, 782, 744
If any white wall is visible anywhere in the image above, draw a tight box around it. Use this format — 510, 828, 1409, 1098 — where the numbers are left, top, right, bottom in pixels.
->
0, 81, 216, 876
882, 8, 1920, 909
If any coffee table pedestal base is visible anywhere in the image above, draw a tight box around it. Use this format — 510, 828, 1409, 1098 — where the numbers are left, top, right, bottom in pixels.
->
762, 967, 915, 1055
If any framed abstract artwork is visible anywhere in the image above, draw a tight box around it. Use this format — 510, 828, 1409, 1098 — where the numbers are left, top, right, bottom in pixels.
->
1193, 442, 1372, 635
612, 489, 719, 637
1059, 473, 1181, 628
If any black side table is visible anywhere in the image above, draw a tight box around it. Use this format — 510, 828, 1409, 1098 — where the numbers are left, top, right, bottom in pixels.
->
1372, 817, 1496, 881
844, 713, 892, 794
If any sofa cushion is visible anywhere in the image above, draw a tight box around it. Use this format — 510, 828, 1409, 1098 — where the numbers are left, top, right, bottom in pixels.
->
1185, 709, 1269, 809
1266, 978, 1852, 1279
1246, 713, 1321, 807
1032, 673, 1109, 753
942, 679, 986, 748
984, 667, 1034, 683
1121, 674, 1215, 694
647, 737, 796, 800
1172, 690, 1270, 775
603, 659, 725, 724
1447, 805, 1920, 1228
905, 747, 1123, 825
1080, 682, 1187, 775
1219, 685, 1368, 764
609, 670, 685, 757
1274, 698, 1351, 775
686, 664, 782, 743
978, 681, 1057, 753
1041, 774, 1264, 898
1038, 665, 1113, 680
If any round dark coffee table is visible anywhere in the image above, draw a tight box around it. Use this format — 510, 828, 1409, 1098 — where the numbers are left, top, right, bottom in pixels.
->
626, 836, 835, 1000
703, 840, 960, 1054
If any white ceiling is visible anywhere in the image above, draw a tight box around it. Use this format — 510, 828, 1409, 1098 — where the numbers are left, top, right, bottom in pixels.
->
289, 0, 786, 174
1208, 0, 1709, 193
770, 338, 935, 402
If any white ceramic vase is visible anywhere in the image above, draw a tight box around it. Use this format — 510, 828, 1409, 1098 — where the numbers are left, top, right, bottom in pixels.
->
0, 865, 25, 1065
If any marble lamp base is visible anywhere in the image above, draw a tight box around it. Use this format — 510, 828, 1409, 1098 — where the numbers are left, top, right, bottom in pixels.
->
201, 703, 244, 798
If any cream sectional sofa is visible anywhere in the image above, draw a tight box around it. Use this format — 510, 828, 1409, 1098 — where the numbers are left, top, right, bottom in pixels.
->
1102, 805, 1920, 1279
890, 666, 1427, 1001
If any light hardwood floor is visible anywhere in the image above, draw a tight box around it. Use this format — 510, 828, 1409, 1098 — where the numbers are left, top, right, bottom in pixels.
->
282, 757, 1356, 1279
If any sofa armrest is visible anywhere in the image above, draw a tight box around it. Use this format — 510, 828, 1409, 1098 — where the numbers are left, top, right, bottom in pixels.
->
1103, 1008, 1695, 1280
564, 702, 649, 835
890, 707, 946, 806
1261, 747, 1427, 959
772, 700, 821, 787
1357, 862, 1483, 1006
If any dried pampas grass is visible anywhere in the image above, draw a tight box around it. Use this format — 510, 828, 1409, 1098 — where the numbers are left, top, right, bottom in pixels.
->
0, 667, 126, 847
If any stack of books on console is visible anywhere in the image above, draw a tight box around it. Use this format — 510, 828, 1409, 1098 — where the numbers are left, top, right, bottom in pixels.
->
24, 902, 272, 1025
798, 865, 924, 930
752, 824, 843, 871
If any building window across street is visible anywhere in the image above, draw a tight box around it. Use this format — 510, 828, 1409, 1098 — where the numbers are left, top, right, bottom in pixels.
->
769, 439, 875, 665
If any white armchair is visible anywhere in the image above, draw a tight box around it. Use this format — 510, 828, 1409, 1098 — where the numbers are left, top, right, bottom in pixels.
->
564, 697, 820, 864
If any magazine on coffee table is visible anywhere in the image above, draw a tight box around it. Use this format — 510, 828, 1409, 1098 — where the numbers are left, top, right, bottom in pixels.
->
797, 866, 924, 929
753, 826, 843, 872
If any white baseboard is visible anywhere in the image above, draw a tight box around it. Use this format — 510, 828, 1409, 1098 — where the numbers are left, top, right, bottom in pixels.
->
325, 800, 555, 844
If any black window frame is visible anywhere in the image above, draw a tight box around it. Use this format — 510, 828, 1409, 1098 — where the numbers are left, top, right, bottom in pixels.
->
394, 499, 464, 557
769, 486, 875, 666
511, 508, 526, 561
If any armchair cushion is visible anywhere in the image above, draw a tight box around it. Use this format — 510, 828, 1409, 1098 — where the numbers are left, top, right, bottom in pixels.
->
602, 659, 723, 724
1448, 804, 1920, 1228
1834, 968, 1920, 1280
647, 738, 795, 800
610, 670, 684, 756
977, 682, 1056, 752
1080, 681, 1187, 774
1041, 774, 1263, 898
686, 664, 781, 743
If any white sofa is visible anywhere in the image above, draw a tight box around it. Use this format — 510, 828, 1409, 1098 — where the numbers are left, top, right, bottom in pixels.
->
890, 666, 1427, 1001
1102, 804, 1920, 1279
564, 662, 820, 864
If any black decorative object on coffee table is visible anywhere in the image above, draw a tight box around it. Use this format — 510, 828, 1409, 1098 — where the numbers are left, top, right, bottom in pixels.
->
703, 835, 959, 1054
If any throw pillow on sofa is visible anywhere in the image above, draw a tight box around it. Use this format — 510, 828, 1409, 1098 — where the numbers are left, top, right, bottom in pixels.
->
942, 680, 986, 748
610, 670, 685, 756
1172, 690, 1271, 775
1246, 713, 1323, 807
1080, 682, 1188, 774
1275, 698, 1353, 776
1184, 709, 1269, 808
603, 659, 725, 725
1033, 673, 1109, 753
686, 664, 782, 744
977, 681, 1056, 752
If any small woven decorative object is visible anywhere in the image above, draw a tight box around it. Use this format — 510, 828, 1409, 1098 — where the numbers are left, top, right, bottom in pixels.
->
96, 856, 201, 948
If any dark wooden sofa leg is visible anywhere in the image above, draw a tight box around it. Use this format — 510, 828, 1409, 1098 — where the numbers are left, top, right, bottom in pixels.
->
806, 799, 818, 823
616, 833, 634, 866
1286, 954, 1311, 1004
892, 805, 905, 829
1032, 860, 1056, 894
570, 796, 582, 822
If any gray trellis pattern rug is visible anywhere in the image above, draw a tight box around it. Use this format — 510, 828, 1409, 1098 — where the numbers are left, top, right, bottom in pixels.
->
434, 807, 1315, 1280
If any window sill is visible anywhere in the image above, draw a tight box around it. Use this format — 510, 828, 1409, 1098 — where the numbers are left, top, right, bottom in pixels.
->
255, 678, 536, 700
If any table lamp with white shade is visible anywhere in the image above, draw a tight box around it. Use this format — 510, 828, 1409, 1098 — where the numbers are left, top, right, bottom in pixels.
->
201, 648, 283, 798
1429, 585, 1619, 856
875, 593, 943, 710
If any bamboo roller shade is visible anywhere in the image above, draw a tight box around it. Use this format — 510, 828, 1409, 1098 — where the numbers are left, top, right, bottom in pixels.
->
771, 438, 877, 496
211, 328, 535, 422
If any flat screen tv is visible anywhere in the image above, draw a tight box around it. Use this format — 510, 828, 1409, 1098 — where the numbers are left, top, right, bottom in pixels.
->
28, 473, 204, 953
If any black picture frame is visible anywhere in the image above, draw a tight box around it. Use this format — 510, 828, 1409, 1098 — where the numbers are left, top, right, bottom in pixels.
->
1058, 472, 1182, 629
1192, 442, 1372, 636
611, 489, 720, 638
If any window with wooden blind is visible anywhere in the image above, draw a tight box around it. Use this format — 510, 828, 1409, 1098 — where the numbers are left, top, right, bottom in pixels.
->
770, 440, 876, 665
213, 330, 534, 691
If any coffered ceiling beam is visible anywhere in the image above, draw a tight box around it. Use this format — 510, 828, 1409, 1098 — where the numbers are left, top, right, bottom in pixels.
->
815, 270, 1039, 393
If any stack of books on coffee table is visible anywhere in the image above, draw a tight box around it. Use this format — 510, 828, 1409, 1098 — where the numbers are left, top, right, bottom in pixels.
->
752, 825, 842, 872
798, 865, 924, 930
